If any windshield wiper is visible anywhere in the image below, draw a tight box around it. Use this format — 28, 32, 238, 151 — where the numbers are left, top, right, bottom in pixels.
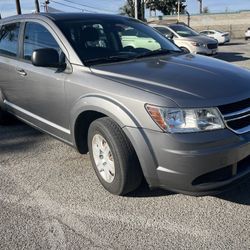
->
135, 49, 171, 59
84, 49, 175, 65
84, 55, 133, 66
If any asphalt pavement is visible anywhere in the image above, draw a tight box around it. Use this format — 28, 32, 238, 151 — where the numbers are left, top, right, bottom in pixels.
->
215, 39, 250, 69
0, 39, 250, 250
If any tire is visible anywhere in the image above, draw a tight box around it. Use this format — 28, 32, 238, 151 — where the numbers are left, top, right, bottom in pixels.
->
180, 47, 190, 53
88, 117, 142, 195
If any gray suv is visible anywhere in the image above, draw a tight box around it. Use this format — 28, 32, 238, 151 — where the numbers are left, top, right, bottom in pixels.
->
0, 13, 249, 196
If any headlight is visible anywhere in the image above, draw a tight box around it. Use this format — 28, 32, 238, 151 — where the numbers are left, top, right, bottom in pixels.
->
146, 105, 225, 133
191, 42, 206, 47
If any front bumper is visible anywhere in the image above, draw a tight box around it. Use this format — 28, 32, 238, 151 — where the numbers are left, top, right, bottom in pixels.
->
192, 46, 218, 55
124, 127, 250, 196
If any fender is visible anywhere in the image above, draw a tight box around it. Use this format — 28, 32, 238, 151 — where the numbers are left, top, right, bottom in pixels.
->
70, 94, 142, 144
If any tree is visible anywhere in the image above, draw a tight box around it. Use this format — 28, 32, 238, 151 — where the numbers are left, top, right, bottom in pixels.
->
203, 6, 209, 13
119, 0, 145, 20
197, 0, 202, 14
146, 0, 186, 15
119, 0, 134, 17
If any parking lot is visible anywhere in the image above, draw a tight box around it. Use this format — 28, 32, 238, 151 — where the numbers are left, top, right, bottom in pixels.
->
215, 39, 250, 69
0, 39, 249, 250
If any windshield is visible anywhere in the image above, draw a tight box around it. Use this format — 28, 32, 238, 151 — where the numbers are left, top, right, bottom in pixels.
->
56, 17, 181, 66
169, 24, 199, 37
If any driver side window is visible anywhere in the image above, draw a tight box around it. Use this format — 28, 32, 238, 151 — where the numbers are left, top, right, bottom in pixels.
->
23, 22, 61, 61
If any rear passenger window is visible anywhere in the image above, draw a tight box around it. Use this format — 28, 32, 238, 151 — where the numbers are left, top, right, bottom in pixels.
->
0, 23, 20, 57
23, 22, 60, 60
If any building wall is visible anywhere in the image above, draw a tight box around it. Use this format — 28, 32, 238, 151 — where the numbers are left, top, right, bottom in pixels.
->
147, 11, 250, 38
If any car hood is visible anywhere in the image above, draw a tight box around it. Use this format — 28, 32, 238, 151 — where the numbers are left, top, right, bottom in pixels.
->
178, 35, 217, 44
90, 54, 250, 108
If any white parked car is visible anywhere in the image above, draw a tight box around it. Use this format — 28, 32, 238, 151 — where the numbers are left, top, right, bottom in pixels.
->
200, 30, 230, 45
245, 28, 250, 40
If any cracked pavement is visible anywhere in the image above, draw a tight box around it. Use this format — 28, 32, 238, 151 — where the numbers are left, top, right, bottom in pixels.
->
0, 39, 250, 249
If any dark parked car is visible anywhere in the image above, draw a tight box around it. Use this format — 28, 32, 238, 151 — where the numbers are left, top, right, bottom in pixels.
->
0, 13, 249, 196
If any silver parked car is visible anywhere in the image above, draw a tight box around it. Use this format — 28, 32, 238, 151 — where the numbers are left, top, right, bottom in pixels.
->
0, 13, 249, 196
150, 23, 218, 55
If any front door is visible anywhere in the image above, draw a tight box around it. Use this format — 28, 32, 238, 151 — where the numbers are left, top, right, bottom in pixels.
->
8, 21, 70, 138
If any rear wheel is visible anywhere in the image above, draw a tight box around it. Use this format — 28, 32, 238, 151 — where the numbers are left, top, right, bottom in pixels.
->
88, 117, 142, 195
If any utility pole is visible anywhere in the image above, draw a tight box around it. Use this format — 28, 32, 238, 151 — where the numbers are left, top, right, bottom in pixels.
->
35, 0, 40, 13
177, 0, 180, 21
134, 0, 138, 19
44, 0, 50, 12
198, 0, 203, 14
141, 0, 145, 20
15, 0, 22, 15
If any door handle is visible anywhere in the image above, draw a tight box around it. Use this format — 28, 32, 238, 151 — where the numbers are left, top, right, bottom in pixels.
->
16, 69, 27, 76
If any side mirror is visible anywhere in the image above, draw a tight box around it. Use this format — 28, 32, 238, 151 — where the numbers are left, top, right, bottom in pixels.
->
31, 48, 60, 68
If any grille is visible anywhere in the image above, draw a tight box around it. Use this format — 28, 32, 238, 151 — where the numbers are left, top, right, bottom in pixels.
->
218, 98, 250, 134
207, 43, 218, 49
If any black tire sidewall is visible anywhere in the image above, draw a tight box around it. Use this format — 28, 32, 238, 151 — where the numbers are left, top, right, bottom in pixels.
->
88, 120, 127, 195
181, 47, 190, 53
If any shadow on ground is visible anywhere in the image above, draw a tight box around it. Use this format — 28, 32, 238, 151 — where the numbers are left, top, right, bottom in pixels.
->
221, 42, 246, 46
215, 180, 250, 205
215, 52, 249, 62
128, 179, 174, 198
0, 121, 44, 154
129, 177, 250, 206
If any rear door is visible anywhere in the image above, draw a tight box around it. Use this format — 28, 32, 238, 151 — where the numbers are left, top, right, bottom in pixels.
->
0, 22, 22, 106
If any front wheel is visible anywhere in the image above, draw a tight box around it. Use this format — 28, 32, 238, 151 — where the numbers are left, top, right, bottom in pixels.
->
180, 47, 190, 53
88, 117, 142, 195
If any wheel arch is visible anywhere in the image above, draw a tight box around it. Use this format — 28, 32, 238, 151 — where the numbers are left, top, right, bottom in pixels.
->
71, 95, 141, 154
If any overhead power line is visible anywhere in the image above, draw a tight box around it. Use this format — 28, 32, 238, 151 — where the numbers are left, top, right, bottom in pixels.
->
49, 0, 97, 13
61, 0, 116, 13
49, 0, 116, 14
